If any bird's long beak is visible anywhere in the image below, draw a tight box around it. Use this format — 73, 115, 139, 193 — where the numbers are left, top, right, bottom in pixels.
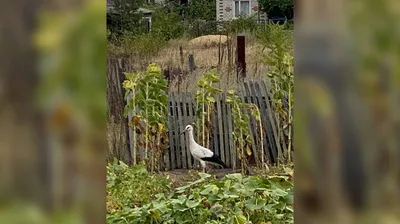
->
179, 130, 185, 135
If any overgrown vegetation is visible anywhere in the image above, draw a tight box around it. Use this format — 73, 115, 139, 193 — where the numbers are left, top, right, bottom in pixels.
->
226, 90, 253, 174
194, 69, 222, 148
118, 32, 165, 62
168, 0, 216, 23
151, 8, 185, 41
107, 161, 294, 224
107, 0, 146, 39
123, 63, 169, 171
106, 160, 172, 213
108, 4, 295, 222
114, 22, 294, 167
257, 23, 294, 163
106, 0, 294, 57
226, 90, 267, 174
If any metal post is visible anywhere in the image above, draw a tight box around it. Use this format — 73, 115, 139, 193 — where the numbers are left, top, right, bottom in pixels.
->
236, 35, 246, 80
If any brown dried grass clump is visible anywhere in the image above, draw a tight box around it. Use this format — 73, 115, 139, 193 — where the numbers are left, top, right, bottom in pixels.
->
187, 35, 228, 49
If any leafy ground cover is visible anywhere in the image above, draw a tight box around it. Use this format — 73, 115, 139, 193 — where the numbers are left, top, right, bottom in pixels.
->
106, 160, 294, 224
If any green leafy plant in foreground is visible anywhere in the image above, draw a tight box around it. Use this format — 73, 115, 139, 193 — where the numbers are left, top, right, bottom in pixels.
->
106, 160, 172, 214
107, 171, 293, 224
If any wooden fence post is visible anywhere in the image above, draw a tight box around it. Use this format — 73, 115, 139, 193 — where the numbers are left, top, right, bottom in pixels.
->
179, 46, 184, 65
188, 54, 196, 72
107, 59, 132, 165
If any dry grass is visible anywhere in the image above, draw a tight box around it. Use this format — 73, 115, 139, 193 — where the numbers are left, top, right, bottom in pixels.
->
187, 35, 228, 48
114, 35, 268, 92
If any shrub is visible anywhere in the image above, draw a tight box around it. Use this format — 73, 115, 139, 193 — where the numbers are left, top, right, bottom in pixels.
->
258, 0, 294, 20
165, 0, 216, 22
151, 8, 185, 41
120, 32, 166, 59
107, 0, 146, 38
185, 0, 216, 22
223, 16, 259, 35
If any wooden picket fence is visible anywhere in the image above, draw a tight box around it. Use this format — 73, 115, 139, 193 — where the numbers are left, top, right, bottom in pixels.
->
161, 81, 287, 170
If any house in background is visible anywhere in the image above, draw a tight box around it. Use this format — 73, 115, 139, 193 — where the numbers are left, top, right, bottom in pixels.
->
216, 0, 265, 21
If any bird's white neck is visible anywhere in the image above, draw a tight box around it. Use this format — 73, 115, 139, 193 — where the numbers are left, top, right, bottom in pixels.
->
187, 130, 198, 151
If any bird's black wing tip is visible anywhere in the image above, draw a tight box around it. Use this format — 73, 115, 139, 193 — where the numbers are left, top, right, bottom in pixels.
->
201, 154, 228, 168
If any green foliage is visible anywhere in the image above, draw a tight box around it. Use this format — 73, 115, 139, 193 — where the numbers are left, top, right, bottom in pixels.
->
257, 23, 293, 163
258, 0, 294, 20
195, 69, 223, 148
248, 104, 267, 169
0, 203, 84, 224
120, 32, 166, 59
107, 0, 146, 38
123, 63, 169, 171
223, 16, 259, 35
151, 8, 185, 41
226, 90, 254, 173
225, 92, 267, 171
107, 172, 293, 224
165, 0, 216, 22
36, 0, 106, 130
184, 0, 216, 22
109, 5, 184, 55
106, 160, 172, 213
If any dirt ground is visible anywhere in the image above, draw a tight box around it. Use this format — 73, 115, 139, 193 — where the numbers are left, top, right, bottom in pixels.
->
164, 164, 293, 188
165, 168, 241, 188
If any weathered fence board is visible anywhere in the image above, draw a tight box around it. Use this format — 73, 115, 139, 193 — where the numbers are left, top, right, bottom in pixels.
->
249, 81, 263, 165
259, 81, 281, 163
183, 93, 191, 169
168, 93, 176, 169
254, 82, 272, 163
222, 94, 230, 167
212, 95, 220, 164
241, 85, 257, 166
216, 95, 225, 165
226, 102, 235, 169
173, 93, 182, 169
177, 95, 187, 169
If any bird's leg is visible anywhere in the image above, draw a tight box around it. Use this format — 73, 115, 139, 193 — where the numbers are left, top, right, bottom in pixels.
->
202, 163, 207, 173
200, 161, 207, 173
207, 165, 212, 173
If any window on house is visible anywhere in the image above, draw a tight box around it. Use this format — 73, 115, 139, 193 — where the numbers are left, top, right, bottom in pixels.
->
235, 0, 250, 17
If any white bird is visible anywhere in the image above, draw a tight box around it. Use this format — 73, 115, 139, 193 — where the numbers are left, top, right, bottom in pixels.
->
180, 125, 227, 172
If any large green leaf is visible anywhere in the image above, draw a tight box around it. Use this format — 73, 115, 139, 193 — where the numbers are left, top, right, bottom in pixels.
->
245, 198, 266, 211
185, 199, 201, 208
